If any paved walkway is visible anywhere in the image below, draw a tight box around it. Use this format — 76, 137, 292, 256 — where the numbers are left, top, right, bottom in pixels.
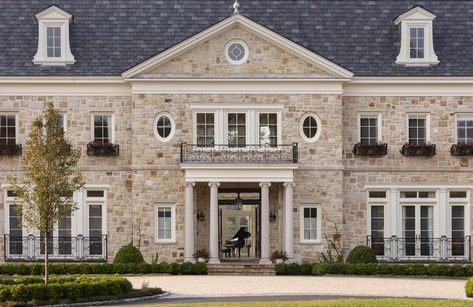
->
126, 275, 469, 300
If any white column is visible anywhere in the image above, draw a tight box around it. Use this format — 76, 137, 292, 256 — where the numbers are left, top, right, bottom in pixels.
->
184, 182, 195, 263
284, 182, 294, 262
438, 188, 447, 237
260, 182, 272, 264
208, 182, 220, 264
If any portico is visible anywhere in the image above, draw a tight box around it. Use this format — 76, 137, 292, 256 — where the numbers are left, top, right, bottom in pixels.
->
181, 164, 297, 264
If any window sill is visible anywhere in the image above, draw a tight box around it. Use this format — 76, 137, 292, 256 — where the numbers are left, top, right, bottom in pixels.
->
299, 240, 322, 245
32, 58, 76, 66
155, 240, 176, 245
395, 60, 440, 67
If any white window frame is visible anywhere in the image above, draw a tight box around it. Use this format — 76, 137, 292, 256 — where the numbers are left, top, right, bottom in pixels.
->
358, 113, 382, 144
191, 105, 283, 148
447, 190, 470, 242
91, 113, 115, 143
299, 204, 322, 244
155, 204, 176, 244
455, 114, 473, 145
394, 6, 439, 66
299, 112, 322, 143
33, 6, 75, 66
256, 111, 282, 146
366, 190, 388, 240
154, 112, 175, 143
84, 189, 107, 238
0, 112, 19, 144
225, 39, 250, 65
406, 113, 430, 144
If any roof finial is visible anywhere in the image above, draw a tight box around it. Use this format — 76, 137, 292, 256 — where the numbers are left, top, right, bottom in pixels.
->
233, 0, 240, 14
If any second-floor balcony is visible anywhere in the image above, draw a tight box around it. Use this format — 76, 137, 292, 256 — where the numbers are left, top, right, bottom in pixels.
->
180, 143, 298, 164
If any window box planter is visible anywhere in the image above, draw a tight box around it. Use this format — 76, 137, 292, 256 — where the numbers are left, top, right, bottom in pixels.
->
353, 142, 388, 156
87, 141, 119, 157
451, 143, 473, 156
400, 143, 436, 157
0, 143, 22, 156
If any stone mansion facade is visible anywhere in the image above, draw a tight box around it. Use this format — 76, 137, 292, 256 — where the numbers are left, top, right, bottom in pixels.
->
1, 1, 473, 264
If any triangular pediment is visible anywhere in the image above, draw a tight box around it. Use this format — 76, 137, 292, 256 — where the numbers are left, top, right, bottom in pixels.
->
123, 14, 353, 79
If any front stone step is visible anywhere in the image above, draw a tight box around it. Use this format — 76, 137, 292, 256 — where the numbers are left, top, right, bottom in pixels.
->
207, 263, 275, 276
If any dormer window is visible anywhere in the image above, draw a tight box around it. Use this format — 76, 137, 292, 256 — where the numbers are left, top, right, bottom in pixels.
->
394, 6, 439, 66
33, 5, 75, 66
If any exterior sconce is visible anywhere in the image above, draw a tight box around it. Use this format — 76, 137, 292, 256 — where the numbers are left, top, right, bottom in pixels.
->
197, 209, 205, 222
269, 210, 277, 222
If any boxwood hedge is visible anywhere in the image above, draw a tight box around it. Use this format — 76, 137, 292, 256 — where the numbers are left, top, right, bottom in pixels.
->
0, 261, 207, 276
0, 276, 133, 303
276, 263, 473, 277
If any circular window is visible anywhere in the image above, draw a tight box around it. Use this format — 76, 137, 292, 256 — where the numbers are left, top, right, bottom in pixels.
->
225, 40, 249, 65
154, 112, 175, 142
300, 113, 321, 142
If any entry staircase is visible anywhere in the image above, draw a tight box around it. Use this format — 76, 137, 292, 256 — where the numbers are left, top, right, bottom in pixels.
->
207, 260, 275, 276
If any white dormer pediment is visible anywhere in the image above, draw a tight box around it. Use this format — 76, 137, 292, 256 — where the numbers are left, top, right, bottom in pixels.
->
33, 5, 75, 66
394, 6, 439, 67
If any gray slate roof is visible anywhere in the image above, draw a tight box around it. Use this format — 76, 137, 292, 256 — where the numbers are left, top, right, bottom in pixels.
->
1, 1, 473, 77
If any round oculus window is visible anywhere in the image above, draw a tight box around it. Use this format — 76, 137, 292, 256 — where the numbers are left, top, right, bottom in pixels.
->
225, 40, 249, 65
154, 113, 175, 142
300, 113, 321, 142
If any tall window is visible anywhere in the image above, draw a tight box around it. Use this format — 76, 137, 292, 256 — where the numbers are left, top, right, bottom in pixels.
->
408, 114, 428, 145
93, 115, 112, 143
360, 114, 379, 145
409, 27, 424, 59
368, 191, 387, 256
58, 209, 72, 255
300, 205, 320, 243
86, 190, 105, 256
46, 26, 61, 58
196, 113, 215, 147
8, 202, 23, 255
457, 116, 473, 144
450, 191, 468, 257
156, 206, 175, 242
0, 114, 16, 145
227, 113, 246, 147
259, 113, 278, 147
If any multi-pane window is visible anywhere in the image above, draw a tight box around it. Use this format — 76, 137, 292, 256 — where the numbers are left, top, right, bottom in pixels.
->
9, 203, 22, 255
370, 206, 385, 256
0, 115, 16, 146
58, 210, 72, 255
259, 113, 277, 146
155, 113, 173, 141
301, 206, 319, 241
157, 206, 174, 241
46, 26, 61, 58
227, 113, 246, 147
196, 113, 215, 147
360, 115, 379, 145
457, 117, 473, 144
93, 115, 112, 143
409, 27, 424, 59
408, 115, 427, 145
301, 115, 318, 140
89, 204, 103, 255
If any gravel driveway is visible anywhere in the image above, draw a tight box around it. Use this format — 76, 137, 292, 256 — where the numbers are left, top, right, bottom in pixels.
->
126, 275, 469, 300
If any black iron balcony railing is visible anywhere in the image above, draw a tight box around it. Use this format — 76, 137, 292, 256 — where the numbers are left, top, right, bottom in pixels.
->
87, 141, 119, 157
400, 143, 436, 157
353, 142, 388, 156
451, 143, 473, 156
4, 234, 107, 262
367, 235, 471, 263
180, 143, 298, 164
0, 143, 22, 156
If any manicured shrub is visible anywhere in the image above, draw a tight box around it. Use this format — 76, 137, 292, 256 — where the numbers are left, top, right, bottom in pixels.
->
113, 243, 145, 264
346, 246, 377, 264
466, 277, 473, 297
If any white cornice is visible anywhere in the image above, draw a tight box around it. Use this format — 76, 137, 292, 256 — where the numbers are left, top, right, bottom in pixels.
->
122, 14, 353, 79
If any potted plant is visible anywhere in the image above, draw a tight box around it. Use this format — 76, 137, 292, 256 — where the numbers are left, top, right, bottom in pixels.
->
271, 250, 288, 264
193, 248, 209, 263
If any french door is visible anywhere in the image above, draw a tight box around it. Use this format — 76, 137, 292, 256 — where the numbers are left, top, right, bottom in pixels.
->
402, 205, 434, 257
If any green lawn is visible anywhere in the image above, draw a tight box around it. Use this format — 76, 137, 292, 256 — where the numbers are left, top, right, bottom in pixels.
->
148, 299, 473, 307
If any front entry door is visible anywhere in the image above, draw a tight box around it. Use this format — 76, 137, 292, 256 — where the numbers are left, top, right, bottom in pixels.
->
402, 205, 434, 257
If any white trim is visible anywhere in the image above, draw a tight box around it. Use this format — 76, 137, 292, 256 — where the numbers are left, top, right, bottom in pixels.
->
406, 113, 430, 143
155, 204, 176, 244
299, 112, 322, 143
357, 112, 382, 143
91, 113, 115, 143
454, 113, 473, 145
225, 39, 249, 65
0, 112, 19, 144
153, 112, 176, 143
182, 166, 296, 183
122, 14, 353, 79
299, 204, 322, 244
190, 104, 284, 110
192, 110, 218, 145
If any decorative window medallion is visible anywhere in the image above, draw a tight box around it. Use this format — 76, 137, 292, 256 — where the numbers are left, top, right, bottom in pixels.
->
154, 112, 175, 142
300, 113, 321, 143
225, 40, 249, 65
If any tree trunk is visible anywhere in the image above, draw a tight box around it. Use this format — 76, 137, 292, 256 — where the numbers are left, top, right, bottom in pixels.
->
44, 232, 49, 285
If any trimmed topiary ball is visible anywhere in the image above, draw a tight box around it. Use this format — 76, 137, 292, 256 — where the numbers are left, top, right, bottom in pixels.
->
113, 243, 145, 264
346, 246, 377, 264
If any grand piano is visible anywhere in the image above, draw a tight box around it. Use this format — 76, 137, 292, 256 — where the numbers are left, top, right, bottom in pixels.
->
223, 227, 251, 258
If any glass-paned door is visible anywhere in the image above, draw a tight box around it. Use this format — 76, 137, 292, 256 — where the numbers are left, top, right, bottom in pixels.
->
89, 204, 103, 255
58, 213, 72, 255
451, 206, 465, 256
402, 205, 434, 257
9, 204, 23, 255
221, 205, 256, 258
